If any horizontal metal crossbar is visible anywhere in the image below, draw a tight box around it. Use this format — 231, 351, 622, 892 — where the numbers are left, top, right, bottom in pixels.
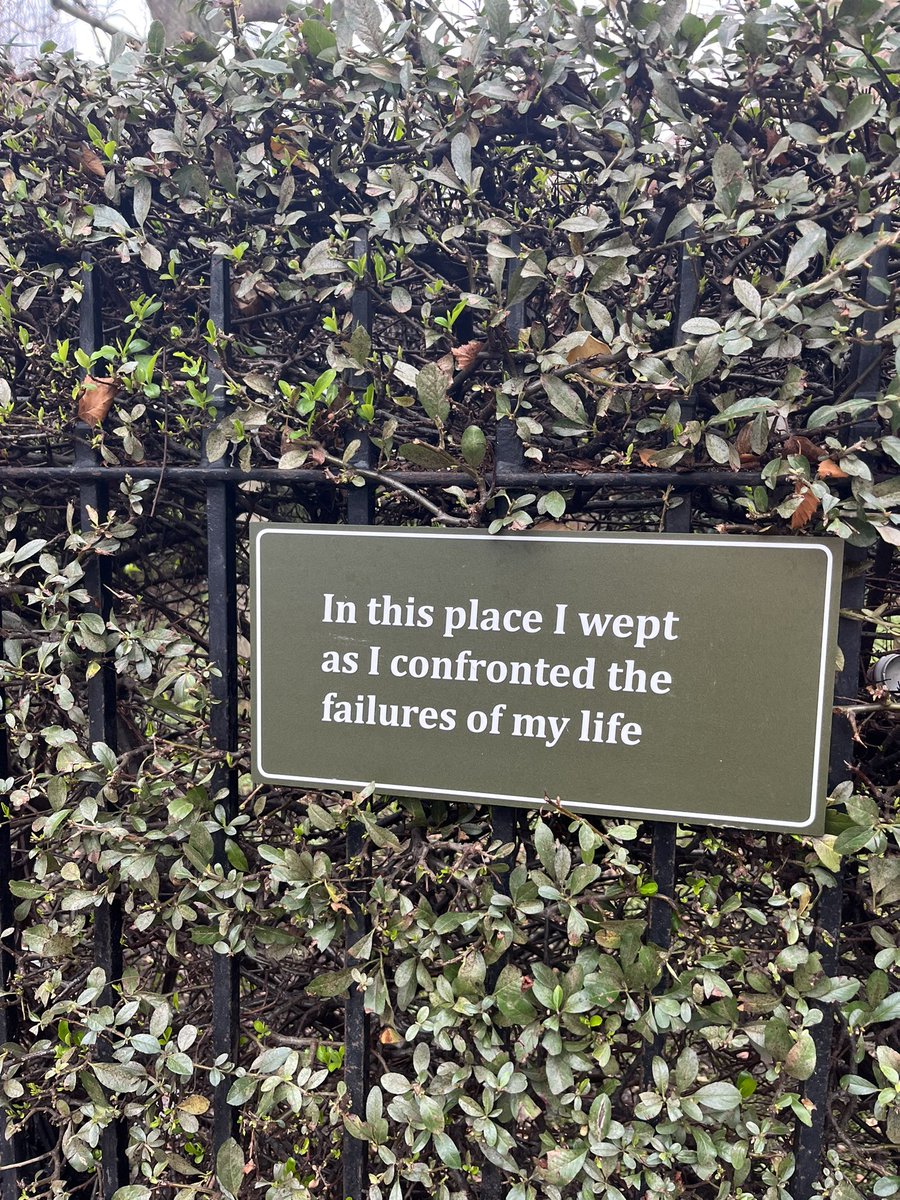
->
0, 464, 767, 488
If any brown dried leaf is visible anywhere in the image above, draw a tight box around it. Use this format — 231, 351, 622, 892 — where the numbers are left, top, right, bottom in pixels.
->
231, 278, 264, 317
638, 448, 660, 467
80, 145, 107, 180
817, 458, 849, 480
734, 421, 755, 457
566, 333, 611, 381
450, 340, 484, 371
434, 353, 455, 379
78, 375, 118, 427
784, 434, 826, 462
566, 333, 610, 363
790, 482, 820, 530
531, 518, 593, 531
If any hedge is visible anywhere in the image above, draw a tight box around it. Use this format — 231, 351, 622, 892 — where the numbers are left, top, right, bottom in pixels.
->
0, 1, 898, 1198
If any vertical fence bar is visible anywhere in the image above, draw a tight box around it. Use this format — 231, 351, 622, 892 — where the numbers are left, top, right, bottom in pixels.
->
482, 419, 523, 1200
792, 233, 890, 1199
491, 249, 526, 877
343, 234, 375, 1200
77, 258, 129, 1197
792, 560, 863, 1198
643, 236, 700, 1079
0, 600, 23, 1199
202, 256, 241, 1153
480, 242, 528, 1200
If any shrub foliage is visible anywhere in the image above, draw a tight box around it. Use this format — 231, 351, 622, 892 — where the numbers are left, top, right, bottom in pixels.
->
0, 1, 899, 1198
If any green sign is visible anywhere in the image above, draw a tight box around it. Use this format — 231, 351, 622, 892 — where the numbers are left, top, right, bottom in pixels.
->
251, 526, 842, 833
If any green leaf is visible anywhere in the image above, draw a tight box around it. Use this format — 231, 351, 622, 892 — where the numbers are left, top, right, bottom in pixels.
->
433, 1130, 462, 1169
542, 374, 588, 427
484, 0, 511, 38
711, 143, 744, 214
765, 1017, 795, 1060
451, 133, 472, 186
251, 1046, 291, 1073
833, 824, 876, 856
132, 176, 151, 230
545, 1053, 573, 1095
691, 1081, 742, 1111
493, 964, 537, 1024
227, 1075, 257, 1105
743, 12, 767, 54
534, 818, 556, 872
242, 58, 289, 74
347, 324, 371, 368
165, 1052, 194, 1077
416, 363, 449, 424
216, 1137, 245, 1199
784, 222, 826, 280
8, 881, 46, 899
344, 0, 384, 51
306, 968, 352, 998
390, 286, 412, 313
867, 993, 900, 1025
681, 317, 721, 336
543, 1145, 587, 1186
460, 424, 486, 468
784, 1030, 816, 1081
538, 490, 566, 519
736, 1071, 757, 1098
788, 121, 824, 146
56, 743, 90, 772
472, 79, 520, 101
398, 442, 457, 469
869, 855, 900, 910
301, 18, 337, 58
705, 431, 731, 465
131, 1034, 161, 1055
91, 205, 131, 235
842, 92, 877, 131
733, 277, 761, 316
112, 1188, 151, 1200
841, 1073, 879, 1097
213, 144, 238, 197
381, 1072, 411, 1094
418, 1094, 445, 1133
146, 20, 165, 56
225, 839, 248, 872
92, 1063, 144, 1093
708, 396, 775, 425
12, 537, 47, 562
186, 822, 214, 868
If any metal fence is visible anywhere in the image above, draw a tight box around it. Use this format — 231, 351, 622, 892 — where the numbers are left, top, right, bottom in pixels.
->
0, 238, 888, 1200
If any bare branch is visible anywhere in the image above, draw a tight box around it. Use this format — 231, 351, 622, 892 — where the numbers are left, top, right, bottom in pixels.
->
49, 0, 133, 39
315, 447, 473, 526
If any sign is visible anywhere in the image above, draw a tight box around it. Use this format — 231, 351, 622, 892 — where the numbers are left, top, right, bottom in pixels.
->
251, 526, 842, 833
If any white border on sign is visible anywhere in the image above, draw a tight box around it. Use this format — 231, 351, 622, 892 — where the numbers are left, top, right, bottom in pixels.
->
252, 528, 836, 830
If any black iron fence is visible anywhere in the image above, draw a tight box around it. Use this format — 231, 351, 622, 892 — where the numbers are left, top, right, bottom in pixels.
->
0, 241, 888, 1200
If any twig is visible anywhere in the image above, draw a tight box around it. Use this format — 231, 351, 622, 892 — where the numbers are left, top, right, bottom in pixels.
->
0, 1149, 53, 1172
316, 447, 474, 526
49, 0, 134, 40
773, 231, 900, 316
